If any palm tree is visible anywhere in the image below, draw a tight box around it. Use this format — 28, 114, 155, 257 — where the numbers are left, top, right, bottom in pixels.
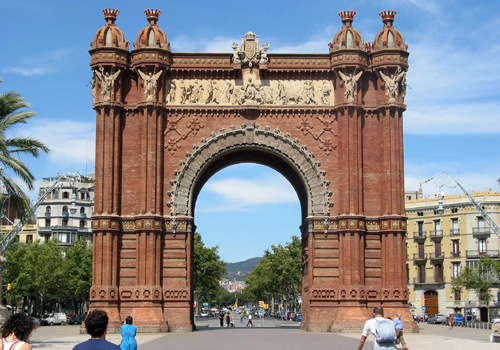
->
0, 78, 49, 223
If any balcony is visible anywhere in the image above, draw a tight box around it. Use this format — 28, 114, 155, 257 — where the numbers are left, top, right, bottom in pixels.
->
450, 251, 461, 258
413, 231, 426, 241
466, 250, 499, 259
429, 230, 443, 241
80, 213, 87, 218
472, 227, 491, 238
450, 228, 460, 236
44, 212, 51, 219
413, 253, 427, 263
429, 252, 445, 261
62, 211, 69, 218
413, 277, 445, 287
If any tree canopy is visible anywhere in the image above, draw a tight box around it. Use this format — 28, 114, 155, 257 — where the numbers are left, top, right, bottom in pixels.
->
244, 236, 301, 305
0, 79, 49, 222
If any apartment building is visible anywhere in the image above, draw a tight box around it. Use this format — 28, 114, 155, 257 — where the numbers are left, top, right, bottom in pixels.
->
406, 189, 500, 322
36, 174, 95, 246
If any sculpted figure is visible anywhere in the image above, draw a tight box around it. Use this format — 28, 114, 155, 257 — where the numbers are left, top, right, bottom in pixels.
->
90, 74, 96, 100
192, 81, 204, 103
379, 69, 406, 102
221, 82, 233, 104
179, 80, 188, 104
231, 42, 242, 63
167, 80, 177, 103
321, 81, 331, 104
138, 69, 163, 101
205, 80, 219, 104
259, 42, 270, 64
95, 67, 120, 101
277, 81, 287, 105
302, 81, 317, 105
338, 71, 362, 102
245, 78, 259, 102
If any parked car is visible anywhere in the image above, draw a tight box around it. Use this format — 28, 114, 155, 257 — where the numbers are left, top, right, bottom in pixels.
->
68, 315, 86, 325
293, 313, 302, 322
449, 313, 465, 324
31, 317, 40, 327
40, 313, 67, 326
427, 314, 447, 324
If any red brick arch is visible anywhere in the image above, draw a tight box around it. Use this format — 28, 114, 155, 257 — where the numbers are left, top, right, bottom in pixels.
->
89, 8, 416, 333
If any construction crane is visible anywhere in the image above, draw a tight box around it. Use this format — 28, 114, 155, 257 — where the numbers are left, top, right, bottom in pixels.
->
0, 173, 88, 255
421, 172, 500, 237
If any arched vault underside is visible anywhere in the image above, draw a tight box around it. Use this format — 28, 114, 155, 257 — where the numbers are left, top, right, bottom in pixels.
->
169, 123, 332, 220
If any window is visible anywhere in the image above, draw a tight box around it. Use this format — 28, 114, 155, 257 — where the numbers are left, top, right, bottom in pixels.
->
80, 207, 85, 214
417, 211, 424, 217
418, 243, 425, 258
418, 265, 425, 283
45, 206, 51, 213
105, 28, 113, 46
451, 218, 459, 235
26, 235, 33, 243
478, 239, 487, 254
434, 242, 442, 258
45, 219, 51, 227
387, 31, 394, 48
452, 239, 460, 257
417, 221, 424, 236
451, 208, 458, 214
346, 30, 353, 48
478, 217, 486, 233
80, 192, 86, 200
148, 29, 155, 46
62, 219, 68, 226
434, 220, 442, 236
435, 264, 443, 283
62, 192, 69, 199
453, 262, 461, 279
80, 220, 85, 228
454, 291, 461, 301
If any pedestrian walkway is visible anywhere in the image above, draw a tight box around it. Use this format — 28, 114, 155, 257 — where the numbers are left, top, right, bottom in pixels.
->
29, 322, 498, 350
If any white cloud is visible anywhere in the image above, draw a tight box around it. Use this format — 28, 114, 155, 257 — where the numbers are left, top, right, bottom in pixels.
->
12, 118, 95, 166
2, 48, 76, 77
204, 177, 298, 207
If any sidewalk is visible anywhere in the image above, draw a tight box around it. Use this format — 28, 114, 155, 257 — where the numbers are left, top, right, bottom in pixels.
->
30, 322, 499, 350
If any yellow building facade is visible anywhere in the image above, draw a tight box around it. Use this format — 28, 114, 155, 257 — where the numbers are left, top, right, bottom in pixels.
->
406, 189, 500, 322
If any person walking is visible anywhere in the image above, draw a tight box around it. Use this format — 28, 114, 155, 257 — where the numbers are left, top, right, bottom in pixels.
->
448, 314, 455, 330
357, 307, 397, 350
246, 312, 253, 327
73, 310, 120, 350
393, 313, 409, 350
225, 310, 231, 327
120, 316, 137, 350
1, 313, 36, 350
219, 310, 225, 328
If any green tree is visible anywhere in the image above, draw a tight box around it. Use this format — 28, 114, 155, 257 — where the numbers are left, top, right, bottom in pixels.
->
193, 232, 226, 306
63, 239, 92, 314
245, 236, 302, 308
452, 257, 500, 321
0, 79, 49, 222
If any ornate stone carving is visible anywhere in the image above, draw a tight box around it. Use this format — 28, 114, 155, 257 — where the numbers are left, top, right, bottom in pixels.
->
169, 123, 332, 216
378, 68, 406, 102
94, 67, 120, 101
138, 69, 163, 101
231, 31, 269, 66
338, 70, 362, 102
165, 78, 334, 106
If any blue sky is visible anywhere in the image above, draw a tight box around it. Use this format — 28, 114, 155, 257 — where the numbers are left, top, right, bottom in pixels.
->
1, 0, 499, 262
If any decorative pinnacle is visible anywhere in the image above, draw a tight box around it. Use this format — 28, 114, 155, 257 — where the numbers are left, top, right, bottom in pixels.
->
145, 8, 161, 23
379, 10, 397, 24
339, 10, 356, 24
102, 8, 119, 24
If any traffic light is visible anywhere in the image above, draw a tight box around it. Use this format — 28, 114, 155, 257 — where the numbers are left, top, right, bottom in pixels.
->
258, 300, 265, 308
7, 283, 11, 290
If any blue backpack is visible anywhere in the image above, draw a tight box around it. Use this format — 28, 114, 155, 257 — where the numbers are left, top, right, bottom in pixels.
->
375, 318, 397, 343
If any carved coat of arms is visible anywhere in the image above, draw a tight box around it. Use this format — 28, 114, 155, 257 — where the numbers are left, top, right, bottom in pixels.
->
232, 31, 269, 67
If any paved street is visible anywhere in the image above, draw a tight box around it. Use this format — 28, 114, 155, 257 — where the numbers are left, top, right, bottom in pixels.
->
30, 318, 499, 350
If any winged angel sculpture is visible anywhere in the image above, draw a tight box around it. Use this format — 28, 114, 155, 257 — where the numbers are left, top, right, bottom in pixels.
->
379, 69, 406, 102
94, 68, 120, 101
338, 71, 363, 102
138, 69, 163, 101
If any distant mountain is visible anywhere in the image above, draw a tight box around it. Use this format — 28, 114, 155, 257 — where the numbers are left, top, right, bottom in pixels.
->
224, 257, 261, 281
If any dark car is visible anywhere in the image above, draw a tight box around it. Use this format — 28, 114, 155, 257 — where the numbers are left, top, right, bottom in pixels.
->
68, 315, 86, 325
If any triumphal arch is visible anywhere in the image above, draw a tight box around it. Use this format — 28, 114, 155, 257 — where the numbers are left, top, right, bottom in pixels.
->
89, 8, 414, 332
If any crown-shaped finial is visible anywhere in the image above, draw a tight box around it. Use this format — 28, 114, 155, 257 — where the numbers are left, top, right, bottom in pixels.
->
339, 10, 356, 24
245, 31, 256, 40
379, 10, 397, 24
102, 8, 119, 24
145, 8, 161, 23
